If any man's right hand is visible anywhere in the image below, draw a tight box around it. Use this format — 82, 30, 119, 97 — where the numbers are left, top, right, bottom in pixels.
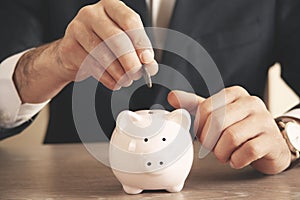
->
14, 0, 157, 103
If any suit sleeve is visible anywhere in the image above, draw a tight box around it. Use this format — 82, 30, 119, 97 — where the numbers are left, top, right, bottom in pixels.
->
0, 115, 37, 141
0, 0, 45, 61
276, 0, 300, 98
0, 0, 45, 139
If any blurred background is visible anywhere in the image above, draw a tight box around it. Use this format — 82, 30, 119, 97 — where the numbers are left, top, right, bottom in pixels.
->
1, 63, 299, 147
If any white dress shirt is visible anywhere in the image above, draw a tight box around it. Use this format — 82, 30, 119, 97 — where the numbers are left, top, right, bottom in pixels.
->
0, 51, 49, 128
0, 0, 299, 129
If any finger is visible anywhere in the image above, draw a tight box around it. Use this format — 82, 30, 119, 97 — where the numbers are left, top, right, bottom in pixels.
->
65, 19, 119, 87
102, 0, 155, 64
65, 22, 128, 89
197, 96, 266, 157
92, 4, 142, 77
197, 95, 262, 142
86, 5, 142, 80
88, 43, 132, 87
89, 61, 120, 90
105, 60, 132, 87
89, 39, 134, 85
167, 90, 205, 115
81, 50, 121, 90
213, 115, 265, 163
196, 86, 250, 140
144, 60, 159, 76
230, 133, 271, 169
66, 20, 102, 54
196, 87, 250, 159
69, 18, 120, 73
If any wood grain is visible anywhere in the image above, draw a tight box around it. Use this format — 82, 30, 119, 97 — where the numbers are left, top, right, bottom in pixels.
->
0, 142, 299, 200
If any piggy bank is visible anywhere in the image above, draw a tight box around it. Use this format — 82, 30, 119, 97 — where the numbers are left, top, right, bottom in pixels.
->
109, 109, 194, 194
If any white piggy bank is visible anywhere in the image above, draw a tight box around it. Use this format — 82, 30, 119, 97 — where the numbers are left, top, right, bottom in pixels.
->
109, 109, 194, 194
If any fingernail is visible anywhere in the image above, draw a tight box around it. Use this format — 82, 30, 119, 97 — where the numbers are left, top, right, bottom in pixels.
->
124, 80, 133, 87
142, 61, 159, 76
172, 90, 187, 99
198, 144, 211, 159
114, 85, 121, 91
140, 50, 154, 64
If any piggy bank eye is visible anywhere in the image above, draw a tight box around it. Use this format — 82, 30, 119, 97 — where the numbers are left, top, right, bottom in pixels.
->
162, 138, 166, 142
144, 138, 149, 142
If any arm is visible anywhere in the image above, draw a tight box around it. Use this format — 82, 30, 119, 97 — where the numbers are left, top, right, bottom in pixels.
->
13, 41, 70, 103
1, 0, 158, 138
166, 0, 300, 175
0, 51, 49, 129
0, 1, 47, 138
13, 0, 158, 104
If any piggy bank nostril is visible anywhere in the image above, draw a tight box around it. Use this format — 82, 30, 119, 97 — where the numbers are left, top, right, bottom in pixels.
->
147, 162, 152, 166
159, 161, 164, 165
162, 138, 166, 141
144, 138, 148, 142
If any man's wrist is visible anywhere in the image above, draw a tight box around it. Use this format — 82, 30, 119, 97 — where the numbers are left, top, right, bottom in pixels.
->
0, 50, 51, 128
275, 116, 300, 163
38, 39, 77, 83
13, 40, 72, 103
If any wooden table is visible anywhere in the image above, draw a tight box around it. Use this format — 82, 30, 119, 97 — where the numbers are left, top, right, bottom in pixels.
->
0, 142, 299, 200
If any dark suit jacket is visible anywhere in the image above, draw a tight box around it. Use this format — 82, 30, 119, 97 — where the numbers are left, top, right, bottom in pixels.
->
0, 0, 299, 142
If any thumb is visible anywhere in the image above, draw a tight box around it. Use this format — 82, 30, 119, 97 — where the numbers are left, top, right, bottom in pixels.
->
167, 90, 205, 115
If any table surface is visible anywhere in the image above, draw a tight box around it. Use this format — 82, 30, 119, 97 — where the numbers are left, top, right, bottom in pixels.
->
0, 142, 300, 200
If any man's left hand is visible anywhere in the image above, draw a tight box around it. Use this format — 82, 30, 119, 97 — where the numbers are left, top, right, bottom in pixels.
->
168, 86, 291, 174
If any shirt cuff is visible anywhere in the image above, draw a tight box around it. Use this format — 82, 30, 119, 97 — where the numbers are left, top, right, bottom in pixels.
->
0, 50, 50, 128
281, 109, 300, 120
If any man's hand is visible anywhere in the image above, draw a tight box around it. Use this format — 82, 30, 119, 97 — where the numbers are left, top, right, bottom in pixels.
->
168, 86, 292, 174
14, 0, 157, 103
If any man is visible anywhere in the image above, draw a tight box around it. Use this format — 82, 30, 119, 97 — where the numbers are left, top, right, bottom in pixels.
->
0, 0, 300, 174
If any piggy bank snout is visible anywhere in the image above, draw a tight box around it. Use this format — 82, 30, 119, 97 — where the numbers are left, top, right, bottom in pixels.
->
141, 158, 167, 175
110, 127, 192, 173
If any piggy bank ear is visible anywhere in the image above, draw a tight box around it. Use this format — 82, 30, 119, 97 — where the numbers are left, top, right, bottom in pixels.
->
116, 110, 165, 138
167, 109, 191, 130
117, 110, 142, 126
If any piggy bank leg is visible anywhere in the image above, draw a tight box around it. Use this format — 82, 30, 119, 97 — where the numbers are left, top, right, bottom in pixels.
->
166, 183, 184, 193
123, 185, 143, 194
